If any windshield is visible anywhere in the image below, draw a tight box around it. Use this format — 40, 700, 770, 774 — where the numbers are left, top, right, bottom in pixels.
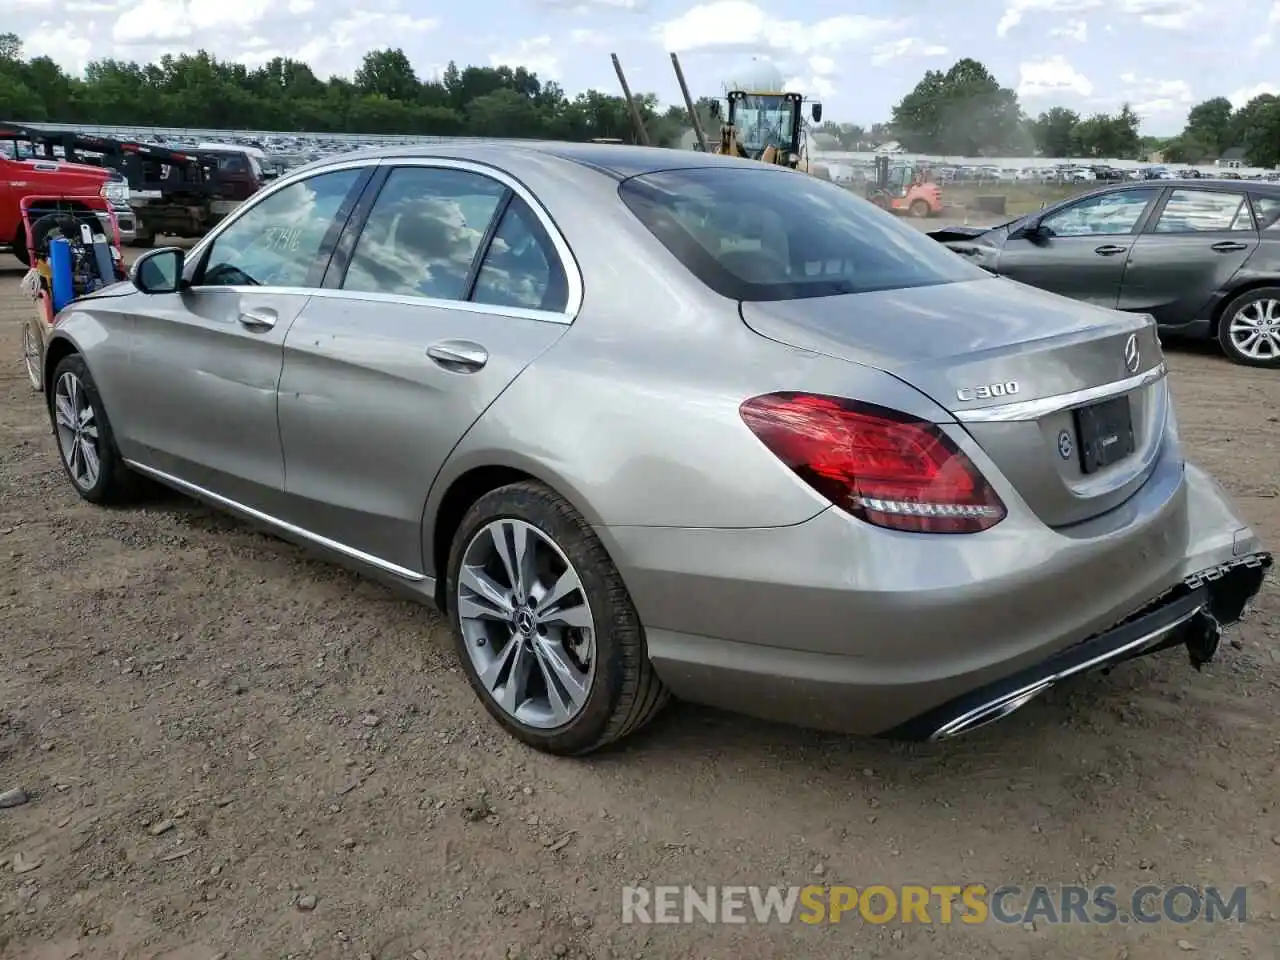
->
619, 167, 989, 302
733, 95, 794, 156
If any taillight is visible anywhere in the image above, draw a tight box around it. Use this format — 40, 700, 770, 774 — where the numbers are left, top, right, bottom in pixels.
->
740, 392, 1006, 534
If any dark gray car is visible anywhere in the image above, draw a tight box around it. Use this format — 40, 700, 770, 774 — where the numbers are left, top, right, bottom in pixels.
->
929, 180, 1280, 368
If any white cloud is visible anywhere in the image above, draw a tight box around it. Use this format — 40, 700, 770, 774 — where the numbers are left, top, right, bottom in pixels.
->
490, 36, 559, 79
997, 0, 1103, 38
1017, 55, 1093, 97
1230, 82, 1280, 109
659, 2, 904, 56
870, 37, 948, 66
1049, 19, 1089, 41
113, 0, 276, 43
20, 21, 93, 73
997, 0, 1202, 36
568, 28, 609, 44
1117, 74, 1194, 117
537, 0, 644, 7
1115, 0, 1203, 29
287, 0, 313, 12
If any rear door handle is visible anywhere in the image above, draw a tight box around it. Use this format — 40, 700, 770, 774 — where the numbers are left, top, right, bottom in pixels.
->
427, 339, 488, 372
239, 308, 277, 330
1094, 244, 1128, 256
1210, 241, 1249, 252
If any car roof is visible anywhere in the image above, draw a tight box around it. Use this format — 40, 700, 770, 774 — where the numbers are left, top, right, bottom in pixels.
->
290, 139, 781, 181
1103, 178, 1280, 193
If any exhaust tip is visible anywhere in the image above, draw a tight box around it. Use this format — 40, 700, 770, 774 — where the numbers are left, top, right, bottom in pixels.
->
928, 680, 1053, 741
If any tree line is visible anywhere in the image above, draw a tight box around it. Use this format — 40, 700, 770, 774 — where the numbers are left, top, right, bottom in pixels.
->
0, 33, 702, 146
3, 34, 1276, 166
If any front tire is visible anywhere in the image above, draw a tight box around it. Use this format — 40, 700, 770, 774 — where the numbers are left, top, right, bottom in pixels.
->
49, 354, 137, 504
909, 199, 931, 219
446, 481, 669, 755
1218, 287, 1280, 367
22, 318, 44, 392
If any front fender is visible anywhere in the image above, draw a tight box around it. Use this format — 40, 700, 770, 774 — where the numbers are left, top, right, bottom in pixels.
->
44, 304, 134, 429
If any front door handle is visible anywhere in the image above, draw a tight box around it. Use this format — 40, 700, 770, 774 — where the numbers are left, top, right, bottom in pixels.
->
1210, 241, 1249, 252
239, 308, 277, 330
427, 339, 488, 372
1094, 244, 1128, 256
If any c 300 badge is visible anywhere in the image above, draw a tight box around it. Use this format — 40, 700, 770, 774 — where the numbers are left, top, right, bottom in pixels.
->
1058, 429, 1074, 460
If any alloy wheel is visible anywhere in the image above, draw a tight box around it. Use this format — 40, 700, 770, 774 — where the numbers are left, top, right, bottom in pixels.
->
1228, 299, 1280, 361
53, 371, 101, 491
22, 324, 41, 390
456, 518, 597, 729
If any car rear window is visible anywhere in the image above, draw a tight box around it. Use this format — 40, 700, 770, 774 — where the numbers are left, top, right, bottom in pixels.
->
618, 166, 988, 302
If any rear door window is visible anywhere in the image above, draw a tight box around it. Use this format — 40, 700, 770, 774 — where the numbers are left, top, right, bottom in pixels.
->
341, 166, 507, 302
1249, 194, 1280, 231
471, 195, 569, 313
1153, 189, 1252, 233
619, 166, 987, 302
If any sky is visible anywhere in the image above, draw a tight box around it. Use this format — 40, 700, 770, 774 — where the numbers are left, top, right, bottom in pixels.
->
9, 0, 1280, 135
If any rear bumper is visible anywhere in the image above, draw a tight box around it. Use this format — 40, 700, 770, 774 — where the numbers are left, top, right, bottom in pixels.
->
601, 459, 1270, 738
885, 553, 1271, 740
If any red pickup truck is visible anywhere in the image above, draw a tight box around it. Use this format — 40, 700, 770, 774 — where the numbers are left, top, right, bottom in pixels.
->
1, 151, 136, 264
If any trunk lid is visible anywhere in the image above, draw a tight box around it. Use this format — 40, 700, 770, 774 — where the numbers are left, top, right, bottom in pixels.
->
740, 277, 1170, 528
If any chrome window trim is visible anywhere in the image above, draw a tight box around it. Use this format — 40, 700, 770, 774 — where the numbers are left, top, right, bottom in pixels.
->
954, 362, 1168, 423
184, 154, 583, 324
363, 157, 583, 320
185, 157, 381, 267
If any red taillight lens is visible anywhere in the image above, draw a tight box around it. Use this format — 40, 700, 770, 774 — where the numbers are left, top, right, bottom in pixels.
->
740, 392, 1006, 534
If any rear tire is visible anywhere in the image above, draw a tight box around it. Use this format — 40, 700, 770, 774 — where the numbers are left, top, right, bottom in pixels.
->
1217, 287, 1280, 368
446, 481, 669, 755
909, 199, 931, 219
48, 353, 138, 505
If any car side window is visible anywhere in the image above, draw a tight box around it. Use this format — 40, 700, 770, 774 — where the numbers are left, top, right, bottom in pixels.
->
471, 195, 570, 313
200, 168, 362, 288
342, 166, 507, 301
1153, 189, 1252, 233
1040, 189, 1158, 238
1250, 195, 1280, 231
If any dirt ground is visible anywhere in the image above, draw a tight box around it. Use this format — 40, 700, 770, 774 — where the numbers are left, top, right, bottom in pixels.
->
0, 248, 1277, 960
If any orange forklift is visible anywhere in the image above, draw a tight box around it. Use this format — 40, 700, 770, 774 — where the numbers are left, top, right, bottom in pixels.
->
865, 156, 943, 218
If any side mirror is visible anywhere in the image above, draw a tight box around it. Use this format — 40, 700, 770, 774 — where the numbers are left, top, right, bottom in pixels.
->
1010, 219, 1045, 241
130, 246, 185, 294
811, 102, 823, 123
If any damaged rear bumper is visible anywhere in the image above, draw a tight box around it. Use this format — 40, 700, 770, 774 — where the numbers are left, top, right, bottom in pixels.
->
885, 552, 1273, 742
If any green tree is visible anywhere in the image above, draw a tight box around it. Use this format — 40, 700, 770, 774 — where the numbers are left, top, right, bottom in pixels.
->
1183, 96, 1234, 157
353, 49, 419, 103
890, 58, 1024, 155
1073, 104, 1141, 159
1030, 106, 1081, 157
1237, 94, 1280, 168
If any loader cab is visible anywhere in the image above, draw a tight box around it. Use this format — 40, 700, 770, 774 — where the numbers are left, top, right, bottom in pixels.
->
710, 91, 822, 165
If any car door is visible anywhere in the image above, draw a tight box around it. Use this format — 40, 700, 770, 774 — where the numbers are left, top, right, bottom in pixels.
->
274, 161, 577, 576
1117, 187, 1258, 326
120, 164, 371, 513
995, 187, 1162, 308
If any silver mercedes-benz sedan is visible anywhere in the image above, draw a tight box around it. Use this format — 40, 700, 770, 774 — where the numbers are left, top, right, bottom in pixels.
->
39, 142, 1271, 754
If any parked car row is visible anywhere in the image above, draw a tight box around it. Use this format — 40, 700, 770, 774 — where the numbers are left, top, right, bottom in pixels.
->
33, 143, 1271, 756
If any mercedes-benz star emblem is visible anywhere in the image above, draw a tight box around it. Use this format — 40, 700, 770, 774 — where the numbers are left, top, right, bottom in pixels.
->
514, 608, 536, 637
1058, 429, 1074, 461
1123, 333, 1140, 374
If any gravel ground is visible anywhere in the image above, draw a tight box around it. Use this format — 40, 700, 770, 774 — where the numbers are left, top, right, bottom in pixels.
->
0, 249, 1277, 960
